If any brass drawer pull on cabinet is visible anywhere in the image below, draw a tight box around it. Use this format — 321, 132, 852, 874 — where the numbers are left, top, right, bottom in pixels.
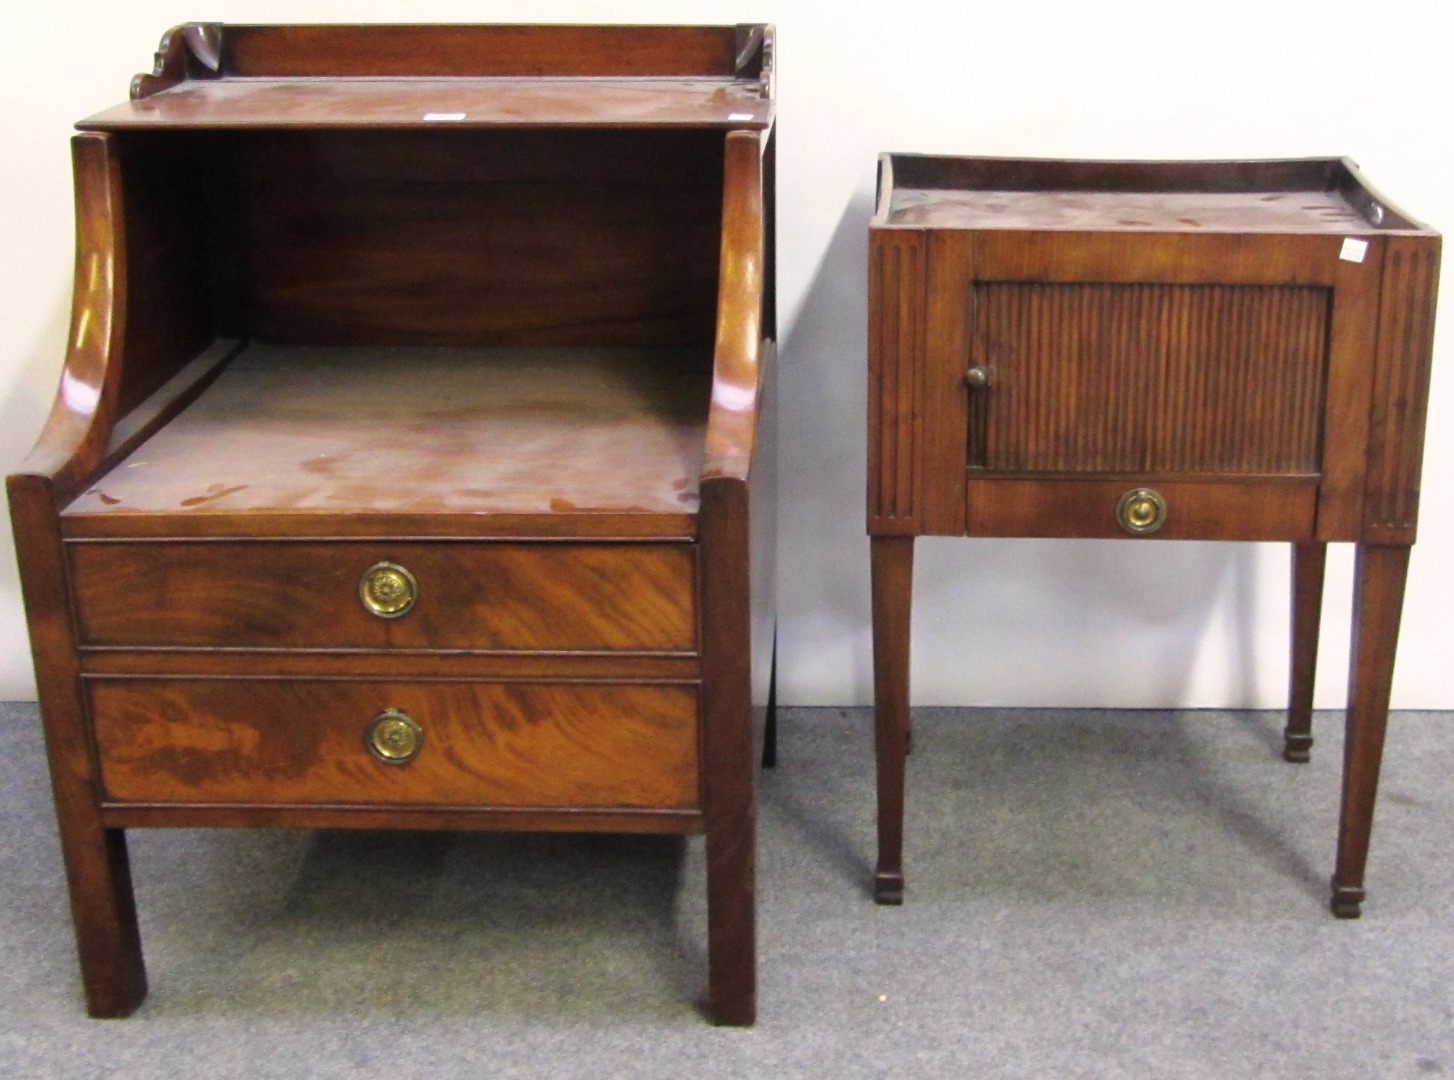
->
964, 365, 991, 389
1116, 487, 1167, 535
359, 561, 417, 618
366, 709, 423, 764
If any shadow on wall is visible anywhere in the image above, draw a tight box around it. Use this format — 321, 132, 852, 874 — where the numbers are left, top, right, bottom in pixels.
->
776, 188, 1279, 710
0, 290, 73, 700
776, 189, 877, 705
911, 536, 1269, 709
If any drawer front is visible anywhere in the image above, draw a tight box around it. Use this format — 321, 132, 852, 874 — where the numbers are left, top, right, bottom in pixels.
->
968, 282, 1329, 476
89, 679, 699, 809
69, 541, 695, 651
965, 478, 1316, 541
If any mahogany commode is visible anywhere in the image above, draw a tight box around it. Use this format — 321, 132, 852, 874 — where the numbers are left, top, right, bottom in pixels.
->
9, 23, 777, 1025
868, 154, 1440, 912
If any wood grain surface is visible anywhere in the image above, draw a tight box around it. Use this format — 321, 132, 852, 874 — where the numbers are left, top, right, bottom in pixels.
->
89, 679, 700, 809
83, 78, 773, 131
965, 477, 1316, 541
880, 155, 1425, 232
16, 21, 777, 1025
868, 155, 1440, 917
1284, 541, 1327, 762
698, 127, 770, 1027
1313, 241, 1387, 541
1332, 544, 1411, 916
218, 23, 742, 79
68, 540, 696, 651
64, 346, 710, 524
102, 23, 774, 129
6, 472, 148, 1017
867, 231, 926, 532
17, 135, 127, 508
971, 283, 1329, 475
1364, 237, 1443, 541
887, 188, 1373, 233
238, 129, 724, 346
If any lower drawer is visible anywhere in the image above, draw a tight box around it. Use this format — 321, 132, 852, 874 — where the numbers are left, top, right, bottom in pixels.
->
965, 477, 1317, 541
88, 679, 699, 809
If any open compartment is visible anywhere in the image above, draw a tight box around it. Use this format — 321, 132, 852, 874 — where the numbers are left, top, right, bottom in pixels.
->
61, 123, 743, 535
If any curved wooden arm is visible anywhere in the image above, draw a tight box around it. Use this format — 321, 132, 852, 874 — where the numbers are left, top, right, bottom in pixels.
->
13, 133, 127, 505
702, 129, 766, 485
131, 23, 222, 100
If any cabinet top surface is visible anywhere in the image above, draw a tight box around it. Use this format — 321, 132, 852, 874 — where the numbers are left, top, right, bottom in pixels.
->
876, 155, 1433, 235
79, 76, 773, 131
886, 188, 1377, 233
78, 22, 774, 130
63, 346, 709, 529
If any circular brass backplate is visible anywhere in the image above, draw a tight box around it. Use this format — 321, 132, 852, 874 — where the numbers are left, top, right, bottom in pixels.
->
366, 709, 423, 764
1116, 487, 1167, 536
359, 561, 417, 618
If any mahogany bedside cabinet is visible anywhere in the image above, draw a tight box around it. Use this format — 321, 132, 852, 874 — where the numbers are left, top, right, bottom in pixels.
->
9, 22, 777, 1025
868, 155, 1439, 913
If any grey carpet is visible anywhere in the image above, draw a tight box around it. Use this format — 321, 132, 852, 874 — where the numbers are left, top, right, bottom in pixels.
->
2, 702, 1451, 1078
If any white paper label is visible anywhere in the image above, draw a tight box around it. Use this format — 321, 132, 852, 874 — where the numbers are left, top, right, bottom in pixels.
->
1340, 238, 1369, 263
423, 112, 467, 122
727, 112, 754, 122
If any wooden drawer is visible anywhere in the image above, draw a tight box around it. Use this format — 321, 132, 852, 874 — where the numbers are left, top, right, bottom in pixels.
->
965, 477, 1317, 541
68, 541, 696, 651
88, 678, 699, 808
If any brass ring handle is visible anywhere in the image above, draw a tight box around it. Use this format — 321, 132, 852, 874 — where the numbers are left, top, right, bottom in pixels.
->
1116, 487, 1167, 536
359, 561, 417, 618
366, 709, 423, 764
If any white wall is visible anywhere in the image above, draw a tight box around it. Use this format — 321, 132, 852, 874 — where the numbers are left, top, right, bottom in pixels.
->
2, 1, 1451, 709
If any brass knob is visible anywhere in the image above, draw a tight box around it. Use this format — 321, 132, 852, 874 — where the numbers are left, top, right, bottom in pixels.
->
359, 561, 417, 618
965, 366, 991, 389
366, 709, 423, 764
1116, 487, 1167, 535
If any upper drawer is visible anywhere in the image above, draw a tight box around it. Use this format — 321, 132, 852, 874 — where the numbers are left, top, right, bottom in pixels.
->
68, 541, 696, 651
968, 282, 1330, 476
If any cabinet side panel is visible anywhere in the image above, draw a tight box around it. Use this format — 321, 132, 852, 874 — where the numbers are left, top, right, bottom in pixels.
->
1315, 243, 1385, 541
1363, 236, 1442, 542
919, 233, 973, 533
867, 230, 927, 534
115, 133, 217, 416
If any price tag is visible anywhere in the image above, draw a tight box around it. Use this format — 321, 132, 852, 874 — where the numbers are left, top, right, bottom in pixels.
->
423, 112, 467, 122
1340, 238, 1369, 263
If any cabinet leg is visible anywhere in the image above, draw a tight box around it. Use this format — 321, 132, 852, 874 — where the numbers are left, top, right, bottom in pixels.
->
871, 535, 913, 905
699, 479, 756, 1026
762, 636, 778, 769
705, 815, 754, 1025
1331, 543, 1409, 918
11, 479, 148, 1016
1284, 541, 1326, 763
58, 820, 148, 1017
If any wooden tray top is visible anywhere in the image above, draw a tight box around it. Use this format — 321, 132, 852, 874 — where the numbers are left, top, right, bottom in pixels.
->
878, 156, 1424, 234
79, 76, 773, 131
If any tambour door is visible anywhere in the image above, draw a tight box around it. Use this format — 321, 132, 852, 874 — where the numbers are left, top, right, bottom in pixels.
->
867, 223, 1395, 542
961, 278, 1329, 540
